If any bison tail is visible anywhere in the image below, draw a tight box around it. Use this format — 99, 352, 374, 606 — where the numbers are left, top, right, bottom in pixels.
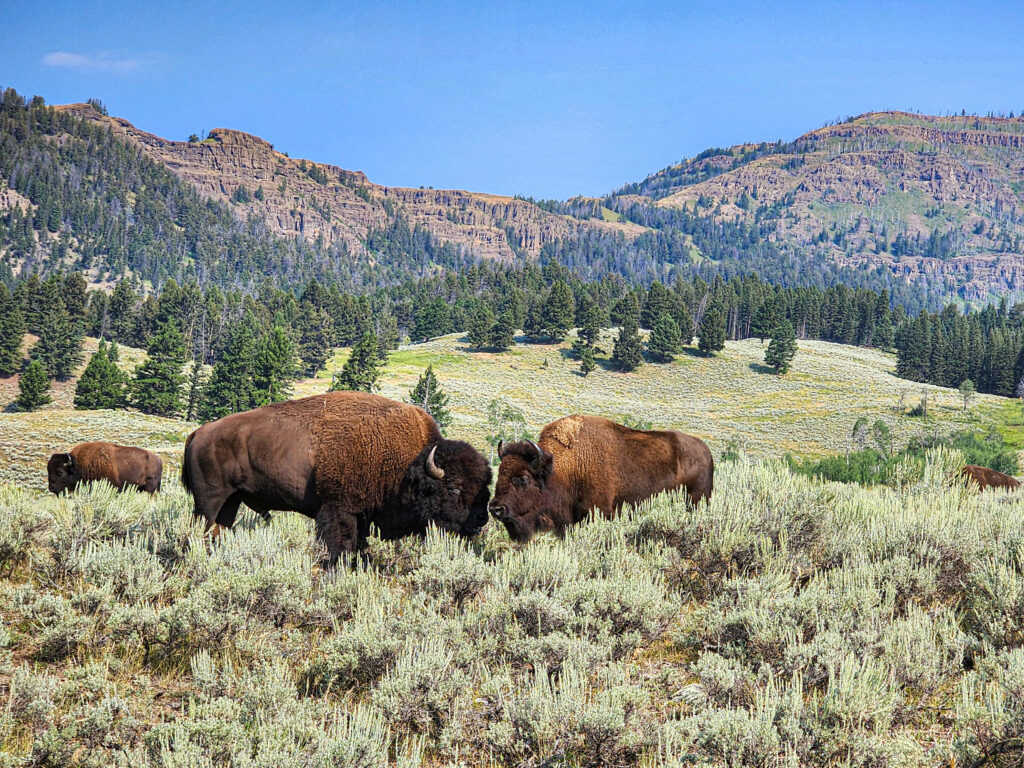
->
181, 431, 196, 496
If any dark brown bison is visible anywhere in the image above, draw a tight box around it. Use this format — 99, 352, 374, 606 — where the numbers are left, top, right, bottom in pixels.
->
489, 414, 713, 542
958, 464, 1020, 491
181, 391, 492, 560
47, 441, 163, 495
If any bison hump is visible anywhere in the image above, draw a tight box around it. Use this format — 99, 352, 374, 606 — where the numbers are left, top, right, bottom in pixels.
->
543, 415, 584, 450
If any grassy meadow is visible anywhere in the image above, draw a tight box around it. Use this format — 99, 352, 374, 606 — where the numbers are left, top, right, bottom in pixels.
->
1, 332, 1023, 766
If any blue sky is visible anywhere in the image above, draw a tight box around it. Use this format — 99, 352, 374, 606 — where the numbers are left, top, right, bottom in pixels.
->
3, 1, 1024, 199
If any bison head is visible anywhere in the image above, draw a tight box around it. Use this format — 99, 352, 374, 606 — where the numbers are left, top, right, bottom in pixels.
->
397, 439, 492, 538
47, 452, 81, 495
489, 440, 556, 543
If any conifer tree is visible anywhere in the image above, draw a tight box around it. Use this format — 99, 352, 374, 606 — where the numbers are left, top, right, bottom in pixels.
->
29, 281, 83, 381
641, 282, 673, 329
74, 340, 127, 409
648, 313, 683, 363
751, 296, 782, 344
675, 305, 695, 346
411, 297, 450, 342
295, 306, 333, 377
580, 345, 597, 376
698, 306, 727, 357
0, 283, 25, 377
17, 359, 51, 411
252, 326, 298, 406
200, 320, 258, 421
522, 298, 545, 340
575, 292, 603, 348
542, 280, 575, 340
185, 356, 206, 422
959, 379, 976, 412
408, 365, 451, 433
490, 311, 516, 352
132, 319, 187, 417
467, 303, 495, 350
612, 315, 644, 372
765, 320, 798, 373
331, 330, 386, 393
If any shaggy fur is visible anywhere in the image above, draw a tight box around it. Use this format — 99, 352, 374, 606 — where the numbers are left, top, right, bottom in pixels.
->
47, 441, 163, 495
181, 391, 492, 561
959, 464, 1020, 491
490, 415, 714, 543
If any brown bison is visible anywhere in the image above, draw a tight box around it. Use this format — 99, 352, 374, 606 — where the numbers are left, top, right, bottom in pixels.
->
959, 464, 1020, 491
181, 391, 492, 560
47, 441, 163, 495
489, 414, 713, 542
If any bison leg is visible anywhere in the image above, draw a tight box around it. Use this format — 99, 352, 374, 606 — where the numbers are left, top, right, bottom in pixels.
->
315, 504, 361, 566
215, 494, 243, 529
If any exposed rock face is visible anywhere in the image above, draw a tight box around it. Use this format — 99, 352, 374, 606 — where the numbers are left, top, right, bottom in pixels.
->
636, 111, 1024, 296
56, 104, 636, 261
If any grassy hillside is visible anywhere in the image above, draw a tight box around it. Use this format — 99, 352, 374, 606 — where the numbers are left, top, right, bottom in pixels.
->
0, 332, 1016, 491
1, 454, 1022, 766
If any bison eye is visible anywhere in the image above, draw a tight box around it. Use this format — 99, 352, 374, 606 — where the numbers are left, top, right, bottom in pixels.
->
514, 475, 529, 488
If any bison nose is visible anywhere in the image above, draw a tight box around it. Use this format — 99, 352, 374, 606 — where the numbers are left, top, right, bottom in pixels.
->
489, 504, 508, 520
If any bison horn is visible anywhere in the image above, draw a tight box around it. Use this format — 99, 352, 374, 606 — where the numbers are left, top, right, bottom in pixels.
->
426, 445, 445, 480
529, 441, 543, 459
64, 453, 75, 468
497, 439, 506, 458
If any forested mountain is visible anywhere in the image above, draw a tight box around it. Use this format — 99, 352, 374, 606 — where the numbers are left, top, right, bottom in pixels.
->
611, 111, 1024, 302
2, 87, 1023, 309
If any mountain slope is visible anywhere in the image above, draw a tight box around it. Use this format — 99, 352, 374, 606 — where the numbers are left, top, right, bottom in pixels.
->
56, 103, 643, 262
612, 112, 1024, 300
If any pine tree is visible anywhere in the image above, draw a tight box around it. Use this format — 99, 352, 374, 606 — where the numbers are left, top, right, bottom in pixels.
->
296, 306, 333, 377
751, 297, 782, 344
675, 305, 694, 346
580, 345, 596, 376
612, 315, 644, 372
467, 303, 495, 350
959, 379, 976, 412
331, 330, 386, 392
408, 365, 451, 433
542, 280, 575, 340
74, 340, 127, 409
252, 326, 298, 406
200, 320, 258, 421
641, 282, 673, 329
765, 320, 798, 374
29, 281, 83, 380
490, 310, 516, 352
17, 359, 51, 411
185, 356, 206, 422
0, 283, 25, 377
698, 306, 727, 357
131, 319, 187, 417
411, 297, 451, 342
575, 292, 603, 348
648, 313, 683, 363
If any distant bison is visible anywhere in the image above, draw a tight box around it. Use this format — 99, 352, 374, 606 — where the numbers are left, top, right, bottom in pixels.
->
47, 441, 163, 495
181, 391, 492, 561
489, 414, 713, 543
958, 464, 1020, 491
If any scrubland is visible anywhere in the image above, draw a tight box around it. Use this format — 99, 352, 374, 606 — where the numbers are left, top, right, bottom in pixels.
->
1, 450, 1023, 767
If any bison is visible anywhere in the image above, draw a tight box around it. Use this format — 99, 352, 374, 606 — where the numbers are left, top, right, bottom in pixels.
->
489, 414, 713, 543
181, 391, 492, 561
958, 464, 1020, 491
47, 441, 163, 495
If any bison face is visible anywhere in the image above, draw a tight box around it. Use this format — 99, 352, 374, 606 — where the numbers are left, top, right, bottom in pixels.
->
398, 440, 492, 538
489, 440, 556, 543
47, 452, 81, 495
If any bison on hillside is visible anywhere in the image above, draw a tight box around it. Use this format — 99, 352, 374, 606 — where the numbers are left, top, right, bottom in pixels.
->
489, 414, 713, 543
958, 464, 1020, 491
181, 391, 492, 561
48, 441, 163, 495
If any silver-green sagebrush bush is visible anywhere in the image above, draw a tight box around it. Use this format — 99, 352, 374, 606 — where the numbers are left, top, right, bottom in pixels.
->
2, 454, 1024, 766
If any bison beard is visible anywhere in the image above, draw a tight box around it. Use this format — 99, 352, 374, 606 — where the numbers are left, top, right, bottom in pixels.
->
47, 442, 163, 495
489, 415, 713, 543
181, 392, 491, 563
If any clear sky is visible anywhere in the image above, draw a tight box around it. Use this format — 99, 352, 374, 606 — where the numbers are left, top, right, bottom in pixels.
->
3, 1, 1024, 199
